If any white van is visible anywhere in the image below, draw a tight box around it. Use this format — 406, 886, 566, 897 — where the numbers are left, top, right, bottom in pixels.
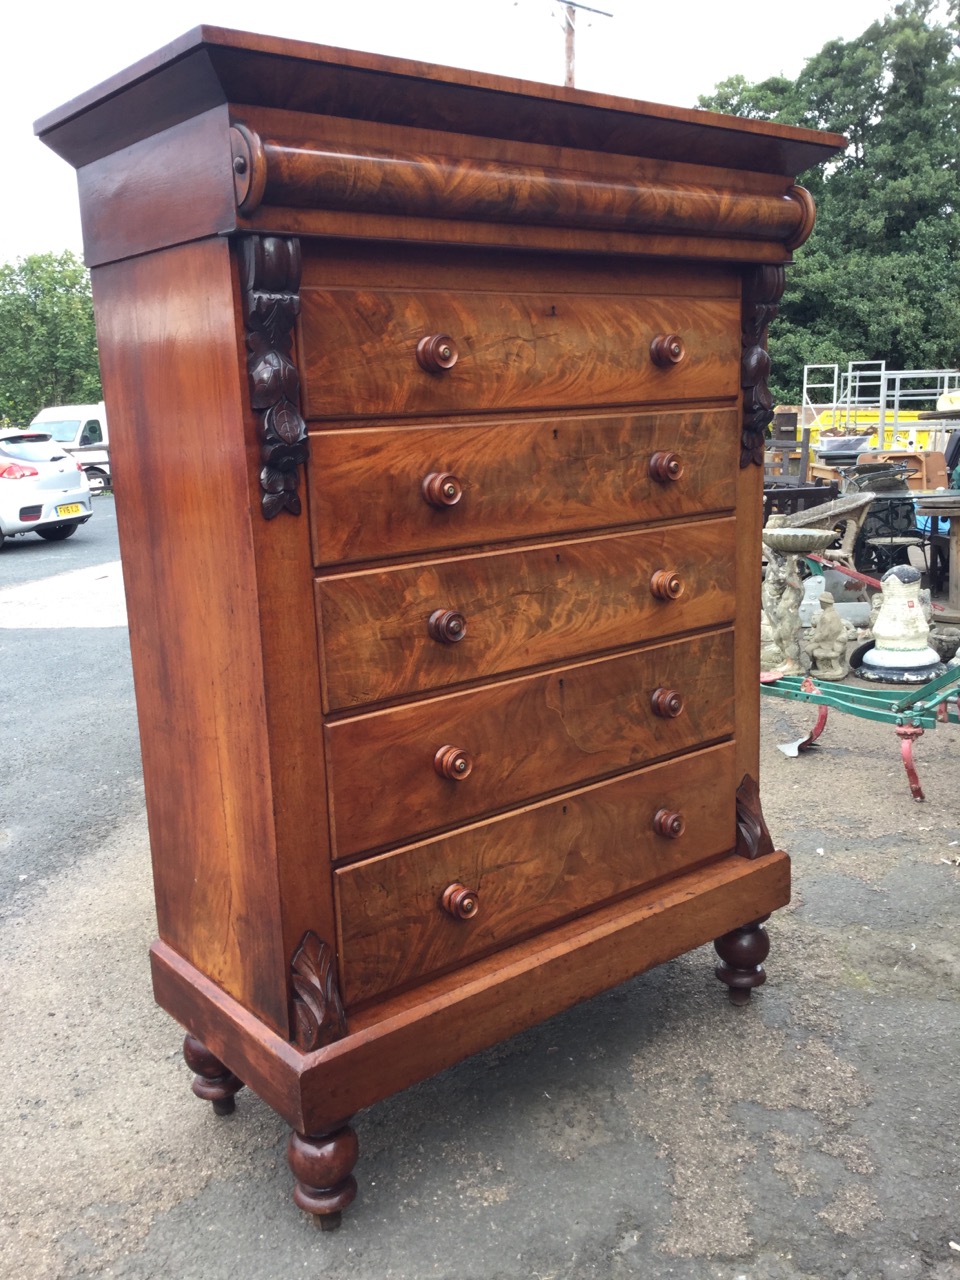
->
29, 402, 111, 492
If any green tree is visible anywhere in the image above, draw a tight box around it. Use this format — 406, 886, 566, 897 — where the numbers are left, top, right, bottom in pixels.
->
699, 0, 960, 403
0, 251, 102, 426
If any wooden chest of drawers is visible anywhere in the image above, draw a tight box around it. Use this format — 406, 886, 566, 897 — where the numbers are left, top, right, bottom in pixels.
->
38, 27, 843, 1225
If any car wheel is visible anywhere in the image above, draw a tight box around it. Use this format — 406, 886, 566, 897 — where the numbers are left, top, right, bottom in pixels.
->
36, 523, 79, 542
85, 468, 110, 494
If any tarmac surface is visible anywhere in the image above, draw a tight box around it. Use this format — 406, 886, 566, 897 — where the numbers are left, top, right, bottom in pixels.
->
2, 527, 959, 1279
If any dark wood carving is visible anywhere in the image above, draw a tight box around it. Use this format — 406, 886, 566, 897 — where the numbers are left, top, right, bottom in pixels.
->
740, 264, 785, 468
241, 235, 309, 518
734, 773, 775, 859
291, 932, 348, 1051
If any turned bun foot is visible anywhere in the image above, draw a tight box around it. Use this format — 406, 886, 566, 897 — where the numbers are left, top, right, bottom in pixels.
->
182, 1034, 245, 1114
288, 1122, 359, 1227
714, 916, 770, 1004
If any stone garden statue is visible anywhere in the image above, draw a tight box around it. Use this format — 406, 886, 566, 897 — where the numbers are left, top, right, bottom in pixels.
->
802, 591, 847, 680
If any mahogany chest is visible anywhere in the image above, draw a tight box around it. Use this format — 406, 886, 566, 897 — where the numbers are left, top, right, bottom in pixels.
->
37, 28, 843, 1224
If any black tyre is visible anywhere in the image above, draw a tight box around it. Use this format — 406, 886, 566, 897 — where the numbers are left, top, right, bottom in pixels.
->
85, 468, 110, 493
36, 523, 79, 542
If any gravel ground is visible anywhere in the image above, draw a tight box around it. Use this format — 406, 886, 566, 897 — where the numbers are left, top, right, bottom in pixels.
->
2, 652, 959, 1279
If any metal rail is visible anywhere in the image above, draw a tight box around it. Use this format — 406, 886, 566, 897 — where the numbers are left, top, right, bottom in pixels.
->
760, 668, 960, 800
801, 361, 960, 446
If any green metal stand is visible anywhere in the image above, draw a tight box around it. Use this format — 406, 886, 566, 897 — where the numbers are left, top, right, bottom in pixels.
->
760, 666, 960, 800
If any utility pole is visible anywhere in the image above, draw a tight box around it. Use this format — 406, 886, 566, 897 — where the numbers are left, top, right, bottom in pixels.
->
564, 5, 575, 88
557, 1, 613, 89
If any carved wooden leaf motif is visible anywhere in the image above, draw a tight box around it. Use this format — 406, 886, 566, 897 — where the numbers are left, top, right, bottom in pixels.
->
734, 773, 775, 859
740, 264, 785, 469
291, 932, 347, 1052
271, 401, 306, 446
240, 235, 309, 519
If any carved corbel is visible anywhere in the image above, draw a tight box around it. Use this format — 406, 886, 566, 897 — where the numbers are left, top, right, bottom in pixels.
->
291, 932, 348, 1051
740, 264, 785, 469
734, 773, 775, 859
240, 234, 309, 519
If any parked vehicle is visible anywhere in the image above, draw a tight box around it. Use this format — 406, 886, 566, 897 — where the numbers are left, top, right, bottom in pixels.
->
0, 430, 93, 549
28, 402, 111, 492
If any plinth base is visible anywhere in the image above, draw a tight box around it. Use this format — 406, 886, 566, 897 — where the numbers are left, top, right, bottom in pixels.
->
852, 641, 946, 684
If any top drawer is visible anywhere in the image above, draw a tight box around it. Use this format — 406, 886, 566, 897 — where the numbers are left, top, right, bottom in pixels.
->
298, 289, 740, 420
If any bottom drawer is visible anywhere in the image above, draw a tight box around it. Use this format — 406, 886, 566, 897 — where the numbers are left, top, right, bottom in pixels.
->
335, 741, 736, 1006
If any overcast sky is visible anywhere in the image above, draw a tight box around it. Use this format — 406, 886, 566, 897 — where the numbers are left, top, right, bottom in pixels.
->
5, 0, 905, 262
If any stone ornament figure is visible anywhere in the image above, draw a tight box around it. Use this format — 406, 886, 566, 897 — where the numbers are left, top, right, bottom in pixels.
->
761, 550, 806, 674
803, 591, 847, 680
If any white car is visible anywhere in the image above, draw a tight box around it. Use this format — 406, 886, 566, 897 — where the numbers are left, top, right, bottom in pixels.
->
0, 429, 93, 549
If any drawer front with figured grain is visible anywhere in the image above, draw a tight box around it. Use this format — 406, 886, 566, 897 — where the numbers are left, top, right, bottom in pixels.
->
299, 289, 739, 420
308, 407, 738, 567
315, 517, 736, 711
334, 741, 737, 1006
325, 629, 734, 858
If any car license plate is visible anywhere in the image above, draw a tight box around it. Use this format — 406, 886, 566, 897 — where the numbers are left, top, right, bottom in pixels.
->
56, 503, 82, 517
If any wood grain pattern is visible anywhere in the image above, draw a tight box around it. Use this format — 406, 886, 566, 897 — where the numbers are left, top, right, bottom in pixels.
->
335, 742, 737, 1005
42, 25, 837, 1222
307, 408, 738, 566
732, 319, 763, 785
249, 205, 805, 265
36, 27, 843, 178
325, 629, 735, 858
315, 518, 737, 710
249, 133, 812, 245
299, 289, 740, 420
149, 849, 790, 1133
300, 239, 741, 297
73, 106, 236, 267
91, 239, 290, 1031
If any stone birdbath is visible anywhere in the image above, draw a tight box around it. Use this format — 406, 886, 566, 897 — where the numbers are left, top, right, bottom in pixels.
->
761, 526, 840, 673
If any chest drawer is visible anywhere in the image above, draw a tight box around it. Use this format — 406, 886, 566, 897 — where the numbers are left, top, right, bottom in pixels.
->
299, 289, 740, 420
316, 518, 736, 711
325, 629, 734, 858
308, 408, 738, 567
334, 741, 737, 1006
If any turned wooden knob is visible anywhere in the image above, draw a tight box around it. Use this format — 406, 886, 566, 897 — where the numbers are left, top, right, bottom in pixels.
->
648, 451, 684, 482
422, 472, 463, 508
651, 687, 684, 718
650, 569, 684, 601
441, 883, 480, 919
650, 333, 686, 367
416, 334, 459, 372
434, 744, 474, 780
428, 608, 467, 643
653, 808, 686, 839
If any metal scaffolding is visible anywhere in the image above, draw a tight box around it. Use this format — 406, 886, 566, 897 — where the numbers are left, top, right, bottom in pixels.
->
801, 361, 960, 447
